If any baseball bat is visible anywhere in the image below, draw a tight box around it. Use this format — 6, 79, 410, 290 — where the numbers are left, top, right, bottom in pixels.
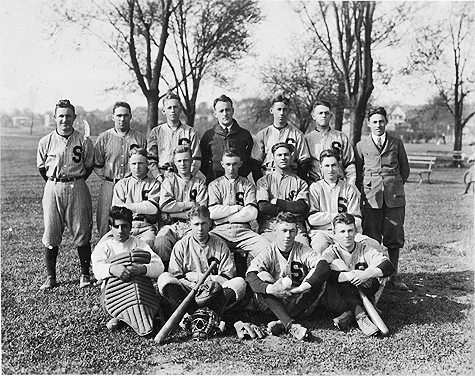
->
154, 260, 218, 344
333, 248, 389, 336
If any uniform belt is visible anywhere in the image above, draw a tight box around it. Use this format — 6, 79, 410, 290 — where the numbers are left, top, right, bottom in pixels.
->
368, 170, 398, 177
48, 176, 83, 183
105, 177, 121, 183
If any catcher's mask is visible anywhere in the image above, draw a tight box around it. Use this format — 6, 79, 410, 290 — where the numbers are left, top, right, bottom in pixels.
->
185, 307, 222, 341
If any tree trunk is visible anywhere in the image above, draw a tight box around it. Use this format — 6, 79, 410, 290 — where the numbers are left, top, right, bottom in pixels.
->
186, 106, 196, 127
453, 117, 463, 152
146, 96, 160, 134
334, 79, 346, 131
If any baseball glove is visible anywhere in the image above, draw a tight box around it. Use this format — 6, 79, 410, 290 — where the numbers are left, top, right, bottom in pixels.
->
195, 280, 224, 308
182, 307, 224, 341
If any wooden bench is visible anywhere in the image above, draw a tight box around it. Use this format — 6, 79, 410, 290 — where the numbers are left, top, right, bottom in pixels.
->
408, 155, 437, 185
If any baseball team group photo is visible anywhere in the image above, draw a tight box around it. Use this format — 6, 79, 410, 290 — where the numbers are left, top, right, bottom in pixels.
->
1, 0, 474, 375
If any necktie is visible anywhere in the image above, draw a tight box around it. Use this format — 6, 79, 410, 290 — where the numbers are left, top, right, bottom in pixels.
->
224, 127, 229, 136
377, 137, 383, 149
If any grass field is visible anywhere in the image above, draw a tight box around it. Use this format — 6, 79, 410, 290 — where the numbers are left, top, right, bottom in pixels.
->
1, 128, 474, 375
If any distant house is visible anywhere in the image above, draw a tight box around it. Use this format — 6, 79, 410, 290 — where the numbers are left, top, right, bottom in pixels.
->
387, 106, 406, 131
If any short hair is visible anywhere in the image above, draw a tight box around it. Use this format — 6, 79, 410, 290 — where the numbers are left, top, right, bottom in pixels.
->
332, 213, 356, 228
108, 206, 133, 226
162, 92, 180, 107
188, 204, 210, 221
173, 145, 192, 158
55, 99, 76, 115
222, 148, 242, 160
129, 147, 148, 159
368, 107, 388, 121
271, 142, 294, 155
271, 94, 290, 106
319, 149, 341, 163
274, 212, 298, 226
314, 100, 332, 110
213, 95, 233, 109
113, 101, 131, 114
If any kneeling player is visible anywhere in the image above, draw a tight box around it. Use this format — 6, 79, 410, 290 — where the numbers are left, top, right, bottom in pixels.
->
322, 213, 395, 336
246, 212, 331, 341
92, 206, 164, 336
157, 205, 246, 338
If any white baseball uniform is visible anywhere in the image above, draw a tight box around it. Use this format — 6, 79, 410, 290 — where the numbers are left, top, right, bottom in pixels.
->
305, 128, 356, 184
37, 129, 94, 247
94, 128, 147, 237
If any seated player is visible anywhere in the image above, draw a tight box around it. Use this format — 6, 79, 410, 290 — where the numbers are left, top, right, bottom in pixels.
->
154, 145, 208, 268
92, 206, 164, 335
245, 212, 331, 341
251, 94, 311, 182
208, 149, 269, 261
321, 213, 395, 336
147, 92, 203, 181
102, 148, 161, 249
308, 149, 380, 255
256, 142, 310, 246
157, 205, 246, 326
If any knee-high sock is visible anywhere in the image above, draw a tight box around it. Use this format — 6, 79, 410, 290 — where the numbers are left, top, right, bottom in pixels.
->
258, 294, 293, 329
77, 243, 91, 276
388, 248, 400, 275
45, 246, 59, 278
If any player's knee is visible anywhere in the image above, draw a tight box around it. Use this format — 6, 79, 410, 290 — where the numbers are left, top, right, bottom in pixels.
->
224, 277, 246, 301
311, 232, 332, 255
156, 272, 180, 296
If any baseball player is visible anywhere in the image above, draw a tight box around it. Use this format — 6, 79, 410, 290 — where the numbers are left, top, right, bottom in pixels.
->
154, 145, 208, 268
94, 101, 147, 237
157, 205, 246, 317
321, 213, 395, 336
199, 95, 254, 184
103, 147, 161, 249
355, 107, 410, 290
305, 100, 356, 184
92, 206, 164, 332
250, 94, 311, 182
245, 212, 331, 340
256, 142, 310, 246
208, 149, 269, 260
147, 92, 203, 180
37, 99, 94, 290
308, 149, 380, 255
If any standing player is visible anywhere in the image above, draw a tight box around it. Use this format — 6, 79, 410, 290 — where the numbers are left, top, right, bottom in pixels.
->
109, 148, 161, 249
321, 213, 395, 336
246, 212, 331, 340
305, 100, 356, 184
37, 99, 94, 289
154, 145, 208, 268
94, 101, 147, 237
256, 142, 310, 245
251, 94, 311, 182
308, 149, 368, 255
355, 107, 410, 290
157, 205, 246, 318
200, 95, 254, 184
208, 149, 269, 260
147, 92, 202, 180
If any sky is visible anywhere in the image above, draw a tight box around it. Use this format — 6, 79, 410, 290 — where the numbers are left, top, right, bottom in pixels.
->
0, 0, 463, 114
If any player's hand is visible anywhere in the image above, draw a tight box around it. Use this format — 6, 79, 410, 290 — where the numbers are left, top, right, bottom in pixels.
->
127, 263, 147, 276
109, 264, 132, 282
289, 281, 311, 295
234, 321, 266, 340
267, 279, 293, 300
349, 270, 371, 286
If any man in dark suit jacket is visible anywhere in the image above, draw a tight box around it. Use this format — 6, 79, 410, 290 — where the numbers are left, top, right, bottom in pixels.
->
199, 95, 253, 184
355, 107, 410, 290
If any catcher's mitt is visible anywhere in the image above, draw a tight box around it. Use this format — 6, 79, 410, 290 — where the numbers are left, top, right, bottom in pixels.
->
195, 280, 223, 308
181, 307, 224, 341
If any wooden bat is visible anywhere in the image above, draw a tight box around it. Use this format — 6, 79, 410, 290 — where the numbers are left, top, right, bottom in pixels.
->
154, 260, 218, 344
333, 248, 389, 336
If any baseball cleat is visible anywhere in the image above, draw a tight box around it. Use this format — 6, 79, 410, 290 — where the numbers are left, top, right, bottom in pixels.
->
106, 318, 121, 330
388, 275, 408, 290
333, 310, 353, 331
288, 323, 308, 341
79, 274, 92, 288
356, 313, 379, 336
40, 276, 57, 290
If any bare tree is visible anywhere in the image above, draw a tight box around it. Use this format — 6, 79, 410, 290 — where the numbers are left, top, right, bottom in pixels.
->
51, 0, 179, 133
163, 0, 261, 126
408, 2, 475, 152
297, 1, 408, 146
261, 45, 340, 134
